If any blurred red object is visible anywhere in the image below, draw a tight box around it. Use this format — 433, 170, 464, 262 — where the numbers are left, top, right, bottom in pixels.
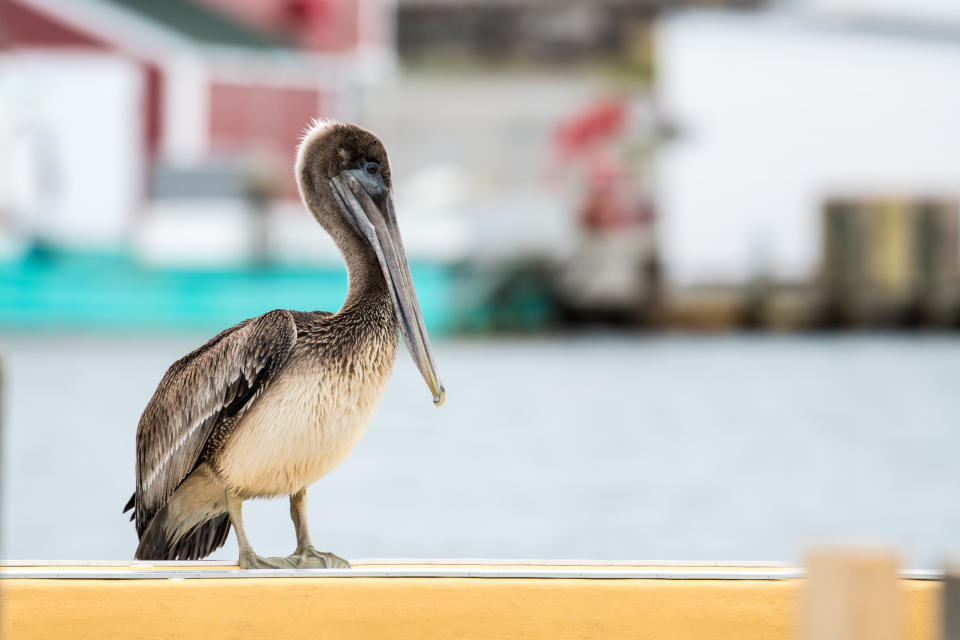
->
551, 98, 648, 231
553, 99, 627, 159
197, 0, 361, 52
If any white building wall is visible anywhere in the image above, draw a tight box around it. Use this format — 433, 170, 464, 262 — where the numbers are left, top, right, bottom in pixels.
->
805, 0, 960, 27
654, 13, 960, 286
0, 53, 143, 249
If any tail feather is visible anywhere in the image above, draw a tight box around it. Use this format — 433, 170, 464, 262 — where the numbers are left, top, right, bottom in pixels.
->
135, 508, 232, 561
130, 465, 230, 560
123, 493, 135, 522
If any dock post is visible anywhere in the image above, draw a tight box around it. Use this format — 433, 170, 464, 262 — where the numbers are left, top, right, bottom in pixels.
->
944, 559, 960, 640
802, 547, 902, 640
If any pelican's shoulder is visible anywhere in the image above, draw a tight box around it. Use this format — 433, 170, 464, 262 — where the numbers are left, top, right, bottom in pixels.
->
287, 309, 335, 332
286, 303, 397, 359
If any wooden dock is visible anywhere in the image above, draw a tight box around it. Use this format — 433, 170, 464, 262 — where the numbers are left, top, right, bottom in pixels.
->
0, 560, 942, 639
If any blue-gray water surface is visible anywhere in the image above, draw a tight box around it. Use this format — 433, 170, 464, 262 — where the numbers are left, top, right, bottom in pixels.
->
1, 334, 958, 568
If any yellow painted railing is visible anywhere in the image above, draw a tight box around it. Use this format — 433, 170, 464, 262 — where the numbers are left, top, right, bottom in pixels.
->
0, 561, 942, 640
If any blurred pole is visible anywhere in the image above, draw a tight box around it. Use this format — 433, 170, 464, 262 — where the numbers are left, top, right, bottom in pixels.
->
802, 547, 902, 640
0, 357, 4, 560
242, 157, 278, 268
944, 559, 960, 640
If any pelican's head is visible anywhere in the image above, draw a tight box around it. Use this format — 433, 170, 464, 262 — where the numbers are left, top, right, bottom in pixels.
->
295, 120, 445, 407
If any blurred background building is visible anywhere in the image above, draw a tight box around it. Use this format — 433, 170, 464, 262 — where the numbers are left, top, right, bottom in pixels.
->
658, 2, 960, 329
0, 0, 400, 329
4, 0, 958, 332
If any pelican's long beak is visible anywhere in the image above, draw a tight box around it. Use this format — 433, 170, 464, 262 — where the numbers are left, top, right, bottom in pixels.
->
330, 172, 446, 407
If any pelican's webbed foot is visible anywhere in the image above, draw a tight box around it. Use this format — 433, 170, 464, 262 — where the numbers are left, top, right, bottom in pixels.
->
286, 546, 351, 569
239, 551, 296, 570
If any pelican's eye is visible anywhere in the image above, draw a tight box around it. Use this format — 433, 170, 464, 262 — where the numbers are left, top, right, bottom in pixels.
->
365, 161, 380, 177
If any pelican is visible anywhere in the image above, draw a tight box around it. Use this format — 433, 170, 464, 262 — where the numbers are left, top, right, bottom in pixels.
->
123, 121, 445, 569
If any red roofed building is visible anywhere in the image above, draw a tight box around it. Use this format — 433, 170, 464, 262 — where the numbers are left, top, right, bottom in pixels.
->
0, 0, 394, 249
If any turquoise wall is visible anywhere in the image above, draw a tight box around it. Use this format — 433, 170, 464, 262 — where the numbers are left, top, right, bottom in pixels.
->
0, 249, 456, 333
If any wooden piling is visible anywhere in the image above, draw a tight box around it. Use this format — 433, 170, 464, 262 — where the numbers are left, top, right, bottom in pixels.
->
944, 559, 960, 640
802, 547, 903, 640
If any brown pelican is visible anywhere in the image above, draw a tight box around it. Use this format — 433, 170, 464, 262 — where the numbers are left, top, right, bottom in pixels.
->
123, 121, 445, 569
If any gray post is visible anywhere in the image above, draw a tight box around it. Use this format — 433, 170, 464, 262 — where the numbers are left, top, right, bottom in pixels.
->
944, 560, 960, 640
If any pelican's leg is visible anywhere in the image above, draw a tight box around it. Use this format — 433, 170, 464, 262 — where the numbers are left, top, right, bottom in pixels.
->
225, 489, 290, 569
284, 488, 350, 569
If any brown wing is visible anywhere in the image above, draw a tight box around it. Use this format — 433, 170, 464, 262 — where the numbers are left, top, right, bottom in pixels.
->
128, 309, 297, 535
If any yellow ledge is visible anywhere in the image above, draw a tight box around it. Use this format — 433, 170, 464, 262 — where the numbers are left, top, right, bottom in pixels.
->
0, 561, 942, 640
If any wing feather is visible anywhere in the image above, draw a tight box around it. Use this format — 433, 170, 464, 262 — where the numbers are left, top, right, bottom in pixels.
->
131, 309, 297, 535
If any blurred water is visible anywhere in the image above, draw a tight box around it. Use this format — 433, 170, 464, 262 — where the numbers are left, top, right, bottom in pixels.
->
1, 333, 958, 568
